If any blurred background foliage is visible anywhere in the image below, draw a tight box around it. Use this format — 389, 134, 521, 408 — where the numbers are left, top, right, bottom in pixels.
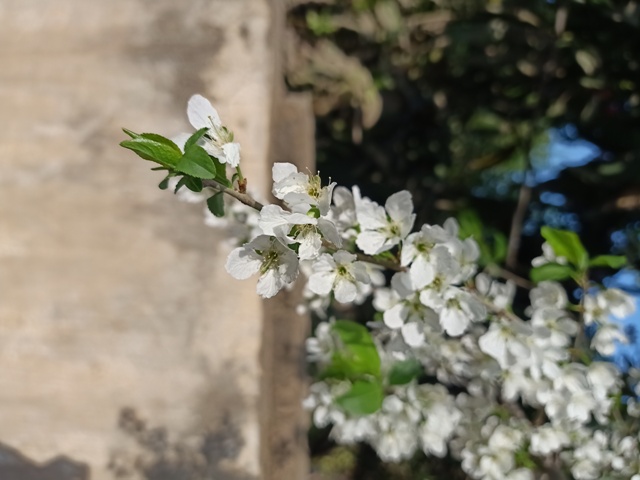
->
285, 0, 640, 283
286, 0, 640, 477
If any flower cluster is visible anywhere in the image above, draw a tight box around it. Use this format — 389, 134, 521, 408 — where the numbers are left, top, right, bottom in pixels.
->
126, 95, 640, 480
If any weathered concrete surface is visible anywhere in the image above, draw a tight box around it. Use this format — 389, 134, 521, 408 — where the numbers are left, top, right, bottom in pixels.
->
0, 1, 310, 479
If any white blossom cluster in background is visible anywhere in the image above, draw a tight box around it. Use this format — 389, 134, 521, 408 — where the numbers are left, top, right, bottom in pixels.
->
163, 95, 640, 480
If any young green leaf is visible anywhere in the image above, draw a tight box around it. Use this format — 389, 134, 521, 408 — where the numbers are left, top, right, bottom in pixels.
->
174, 145, 218, 179
173, 176, 188, 194
122, 128, 138, 139
120, 131, 183, 168
388, 359, 422, 385
335, 380, 384, 415
530, 262, 575, 283
321, 321, 381, 380
207, 192, 225, 217
589, 255, 627, 269
541, 226, 589, 270
184, 127, 209, 151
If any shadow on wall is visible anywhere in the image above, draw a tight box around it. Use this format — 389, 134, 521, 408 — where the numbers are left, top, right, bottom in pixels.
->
0, 443, 88, 480
109, 408, 255, 480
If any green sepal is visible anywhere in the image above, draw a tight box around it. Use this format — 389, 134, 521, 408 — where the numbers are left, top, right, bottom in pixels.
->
158, 176, 171, 190
589, 255, 627, 269
541, 226, 589, 270
120, 130, 182, 168
185, 127, 209, 151
207, 192, 225, 217
335, 380, 384, 416
530, 263, 575, 283
174, 144, 218, 179
388, 359, 422, 385
308, 206, 321, 219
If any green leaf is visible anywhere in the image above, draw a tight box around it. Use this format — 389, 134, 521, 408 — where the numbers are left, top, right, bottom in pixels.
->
174, 145, 218, 179
530, 263, 575, 283
388, 359, 422, 385
211, 156, 232, 187
322, 321, 381, 380
492, 232, 508, 264
207, 192, 225, 217
335, 380, 384, 415
589, 255, 627, 269
541, 226, 589, 270
184, 176, 203, 192
185, 127, 209, 151
120, 131, 182, 168
122, 128, 138, 139
173, 176, 188, 193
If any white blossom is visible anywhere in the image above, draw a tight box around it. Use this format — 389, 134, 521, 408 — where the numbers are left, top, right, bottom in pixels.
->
272, 162, 336, 215
307, 250, 371, 303
225, 235, 299, 298
355, 190, 415, 255
187, 94, 241, 167
258, 204, 341, 260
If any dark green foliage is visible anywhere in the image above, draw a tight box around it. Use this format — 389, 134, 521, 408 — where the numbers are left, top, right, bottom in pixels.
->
288, 0, 640, 284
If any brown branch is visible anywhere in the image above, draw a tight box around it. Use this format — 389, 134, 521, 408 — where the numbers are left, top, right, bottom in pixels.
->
491, 266, 534, 290
506, 177, 532, 269
202, 179, 265, 210
506, 5, 569, 271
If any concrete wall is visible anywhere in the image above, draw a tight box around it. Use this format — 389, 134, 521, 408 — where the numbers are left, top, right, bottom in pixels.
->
0, 1, 311, 479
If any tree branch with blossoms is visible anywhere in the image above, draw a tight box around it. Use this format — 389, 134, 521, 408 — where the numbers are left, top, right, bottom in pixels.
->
121, 94, 640, 480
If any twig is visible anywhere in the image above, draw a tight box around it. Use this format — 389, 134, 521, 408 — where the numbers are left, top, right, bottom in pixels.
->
491, 266, 534, 290
505, 5, 569, 270
506, 174, 532, 269
202, 179, 264, 210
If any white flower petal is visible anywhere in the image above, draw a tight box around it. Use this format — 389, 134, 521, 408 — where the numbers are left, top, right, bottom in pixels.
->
409, 256, 435, 290
272, 162, 298, 183
440, 307, 469, 336
257, 269, 282, 298
298, 231, 322, 260
225, 247, 262, 279
318, 218, 342, 247
401, 322, 425, 347
187, 94, 221, 130
308, 271, 335, 296
334, 279, 357, 303
333, 250, 357, 265
384, 304, 407, 329
385, 190, 413, 223
222, 142, 241, 167
356, 230, 389, 255
356, 199, 387, 230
